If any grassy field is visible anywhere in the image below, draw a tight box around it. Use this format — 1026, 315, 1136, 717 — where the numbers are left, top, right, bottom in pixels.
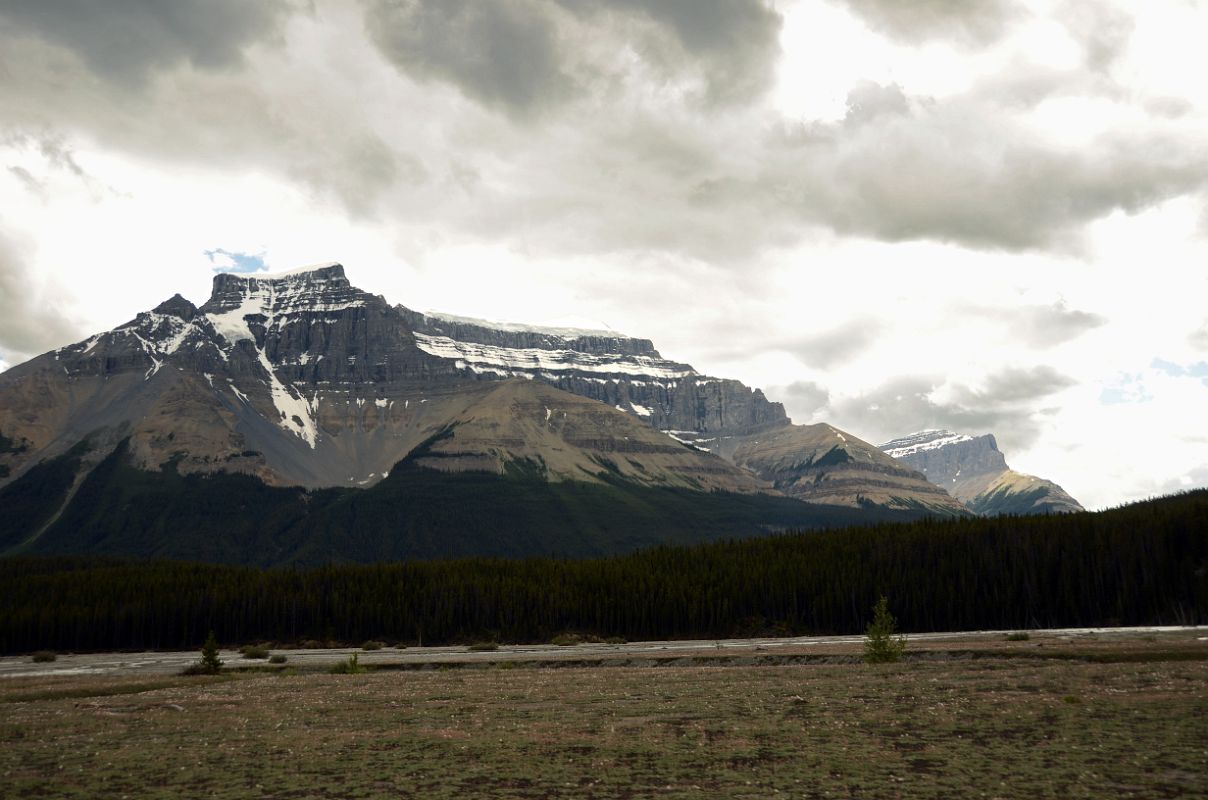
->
2, 645, 1206, 798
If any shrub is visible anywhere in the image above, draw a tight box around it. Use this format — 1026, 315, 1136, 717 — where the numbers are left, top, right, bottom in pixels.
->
863, 596, 906, 664
361, 640, 385, 651
300, 639, 324, 650
1006, 632, 1030, 641
468, 641, 499, 652
31, 651, 56, 663
329, 653, 363, 674
550, 633, 580, 646
239, 645, 270, 659
269, 654, 288, 664
604, 636, 627, 645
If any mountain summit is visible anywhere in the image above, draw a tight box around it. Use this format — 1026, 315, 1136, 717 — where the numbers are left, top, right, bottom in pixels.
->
880, 430, 1083, 515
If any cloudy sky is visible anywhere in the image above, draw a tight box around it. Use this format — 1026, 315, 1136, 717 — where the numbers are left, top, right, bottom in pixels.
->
2, 0, 1206, 509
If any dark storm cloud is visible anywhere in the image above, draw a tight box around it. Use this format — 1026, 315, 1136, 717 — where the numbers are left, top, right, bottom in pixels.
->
7, 165, 43, 196
959, 365, 1076, 405
2, 130, 119, 198
31, 134, 86, 179
0, 0, 294, 85
834, 0, 1021, 46
828, 375, 1029, 448
972, 302, 1107, 348
1154, 463, 1208, 497
565, 0, 783, 103
785, 319, 884, 369
1060, 1, 1134, 72
0, 230, 78, 365
289, 132, 425, 219
0, 29, 415, 219
0, 1, 1201, 259
842, 81, 909, 125
830, 366, 1074, 452
1190, 321, 1208, 352
362, 0, 572, 115
840, 0, 1136, 74
766, 82, 1208, 251
769, 379, 831, 423
362, 0, 782, 114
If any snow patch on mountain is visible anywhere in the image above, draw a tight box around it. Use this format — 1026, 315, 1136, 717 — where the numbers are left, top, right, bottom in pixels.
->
207, 293, 262, 347
422, 312, 628, 341
256, 261, 342, 278
205, 275, 321, 446
412, 333, 696, 380
880, 430, 974, 459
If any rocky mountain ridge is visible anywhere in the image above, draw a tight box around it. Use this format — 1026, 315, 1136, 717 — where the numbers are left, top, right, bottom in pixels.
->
880, 430, 1083, 515
398, 299, 964, 514
398, 308, 788, 437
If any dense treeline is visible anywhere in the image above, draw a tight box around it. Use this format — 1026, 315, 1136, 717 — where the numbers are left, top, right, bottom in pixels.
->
1, 490, 1205, 654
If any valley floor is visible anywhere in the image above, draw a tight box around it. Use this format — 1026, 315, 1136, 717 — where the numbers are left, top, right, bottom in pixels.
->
1, 631, 1205, 798
2, 626, 1204, 679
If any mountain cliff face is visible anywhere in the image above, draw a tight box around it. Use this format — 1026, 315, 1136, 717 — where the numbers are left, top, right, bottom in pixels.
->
398, 309, 789, 436
879, 430, 1084, 515
0, 262, 968, 563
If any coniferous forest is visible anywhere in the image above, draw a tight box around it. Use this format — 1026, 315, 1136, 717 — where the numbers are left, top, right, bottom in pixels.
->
1, 490, 1204, 654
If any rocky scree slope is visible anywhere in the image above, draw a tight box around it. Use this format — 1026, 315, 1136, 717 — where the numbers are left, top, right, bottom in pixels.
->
880, 430, 1083, 515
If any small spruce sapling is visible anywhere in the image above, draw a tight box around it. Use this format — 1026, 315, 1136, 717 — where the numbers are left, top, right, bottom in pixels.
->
200, 630, 224, 674
863, 596, 906, 664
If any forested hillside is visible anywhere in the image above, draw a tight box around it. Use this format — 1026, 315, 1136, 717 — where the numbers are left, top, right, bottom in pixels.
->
0, 439, 920, 565
1, 490, 1204, 654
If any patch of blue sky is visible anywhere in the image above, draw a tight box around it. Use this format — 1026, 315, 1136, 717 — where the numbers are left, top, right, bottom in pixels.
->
1150, 357, 1208, 385
205, 248, 266, 274
1099, 372, 1153, 405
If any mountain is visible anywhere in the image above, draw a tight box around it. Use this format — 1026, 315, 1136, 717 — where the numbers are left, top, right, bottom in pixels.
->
725, 424, 967, 511
879, 430, 1084, 515
399, 306, 966, 515
0, 262, 966, 564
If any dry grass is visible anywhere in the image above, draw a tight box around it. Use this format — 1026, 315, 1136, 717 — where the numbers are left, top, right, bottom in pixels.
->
0, 650, 1205, 798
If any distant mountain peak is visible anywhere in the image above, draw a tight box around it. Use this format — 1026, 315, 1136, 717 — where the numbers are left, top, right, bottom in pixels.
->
880, 428, 1082, 515
151, 294, 198, 321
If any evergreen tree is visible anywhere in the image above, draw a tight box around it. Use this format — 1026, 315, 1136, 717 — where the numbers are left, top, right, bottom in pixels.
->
863, 596, 906, 664
200, 630, 223, 674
